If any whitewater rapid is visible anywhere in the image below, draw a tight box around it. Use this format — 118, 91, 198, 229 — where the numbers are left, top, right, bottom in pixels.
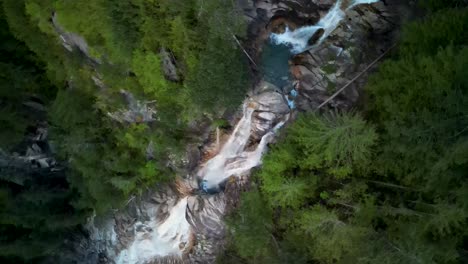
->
198, 102, 286, 191
271, 0, 380, 53
116, 197, 191, 263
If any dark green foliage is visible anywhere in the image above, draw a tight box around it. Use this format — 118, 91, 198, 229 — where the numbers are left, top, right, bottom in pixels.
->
225, 7, 468, 264
108, 0, 143, 57
51, 0, 249, 114
185, 0, 249, 112
226, 113, 378, 263
258, 112, 376, 210
49, 89, 176, 213
2, 0, 251, 210
400, 8, 468, 57
0, 176, 86, 261
226, 188, 274, 259
420, 0, 468, 11
362, 9, 468, 259
188, 36, 250, 112
1, 0, 253, 260
0, 8, 53, 149
368, 45, 468, 184
0, 7, 86, 262
3, 0, 70, 85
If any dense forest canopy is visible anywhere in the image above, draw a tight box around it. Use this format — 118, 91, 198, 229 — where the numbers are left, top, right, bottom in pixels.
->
224, 3, 468, 264
0, 0, 250, 261
0, 0, 467, 263
0, 7, 82, 262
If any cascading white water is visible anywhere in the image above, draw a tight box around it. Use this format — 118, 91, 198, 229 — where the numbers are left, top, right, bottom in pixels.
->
221, 118, 287, 177
104, 100, 285, 264
352, 0, 381, 5
198, 101, 284, 191
270, 0, 380, 53
116, 197, 191, 264
157, 198, 191, 244
270, 26, 322, 54
221, 103, 256, 157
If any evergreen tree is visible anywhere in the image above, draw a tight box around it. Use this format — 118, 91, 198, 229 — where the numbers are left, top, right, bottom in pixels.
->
225, 7, 468, 264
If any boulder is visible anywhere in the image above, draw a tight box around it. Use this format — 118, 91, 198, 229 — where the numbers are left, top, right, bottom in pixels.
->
186, 194, 227, 263
52, 13, 98, 63
251, 91, 289, 114
308, 28, 325, 45
252, 80, 281, 94
252, 92, 288, 126
160, 48, 180, 82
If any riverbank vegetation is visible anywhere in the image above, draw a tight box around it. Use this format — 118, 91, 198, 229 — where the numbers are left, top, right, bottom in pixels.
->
0, 0, 249, 261
224, 3, 468, 264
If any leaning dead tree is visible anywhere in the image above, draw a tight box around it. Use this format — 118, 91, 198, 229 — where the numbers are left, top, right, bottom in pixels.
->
107, 89, 158, 123
230, 31, 258, 69
315, 44, 396, 111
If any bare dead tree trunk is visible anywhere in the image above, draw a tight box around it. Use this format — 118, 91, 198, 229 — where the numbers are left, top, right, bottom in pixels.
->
315, 43, 397, 111
230, 33, 259, 69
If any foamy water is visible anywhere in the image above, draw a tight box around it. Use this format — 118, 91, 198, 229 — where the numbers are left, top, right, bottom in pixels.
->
271, 0, 380, 53
116, 197, 191, 264
199, 101, 283, 191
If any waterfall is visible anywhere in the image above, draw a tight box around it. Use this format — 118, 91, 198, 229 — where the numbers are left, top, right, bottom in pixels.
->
199, 101, 275, 191
156, 197, 191, 248
221, 118, 288, 177
270, 0, 380, 53
116, 197, 191, 264
222, 103, 256, 157
270, 25, 322, 54
101, 98, 286, 264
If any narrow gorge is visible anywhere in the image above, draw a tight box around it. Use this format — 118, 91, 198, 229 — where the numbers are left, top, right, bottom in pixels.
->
2, 0, 467, 263
81, 0, 404, 263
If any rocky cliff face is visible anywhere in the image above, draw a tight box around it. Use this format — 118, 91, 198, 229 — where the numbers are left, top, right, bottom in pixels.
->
292, 0, 408, 111
242, 0, 411, 111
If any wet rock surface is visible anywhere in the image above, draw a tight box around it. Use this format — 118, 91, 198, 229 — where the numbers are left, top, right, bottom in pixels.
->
251, 82, 290, 139
292, 0, 407, 111
186, 194, 227, 263
52, 13, 98, 64
160, 48, 180, 82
